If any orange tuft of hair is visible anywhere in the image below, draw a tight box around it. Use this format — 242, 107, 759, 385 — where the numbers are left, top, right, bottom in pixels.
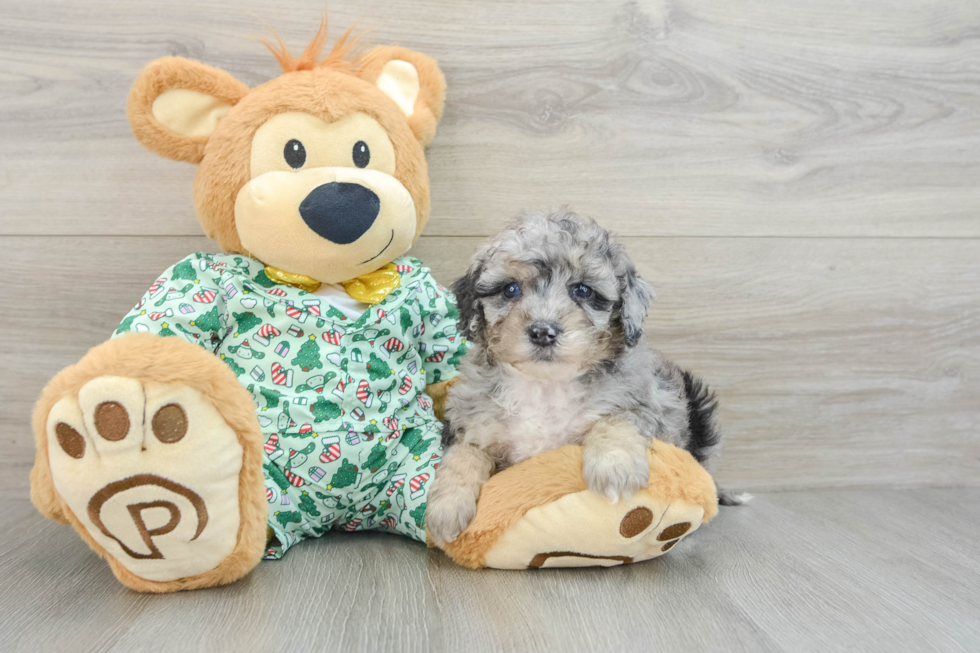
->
260, 16, 367, 74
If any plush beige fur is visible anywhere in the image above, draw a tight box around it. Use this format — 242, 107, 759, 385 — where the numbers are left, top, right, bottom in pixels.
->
33, 23, 455, 591
31, 334, 267, 592
126, 31, 445, 262
34, 22, 721, 589
425, 377, 458, 423
438, 441, 718, 569
127, 57, 250, 164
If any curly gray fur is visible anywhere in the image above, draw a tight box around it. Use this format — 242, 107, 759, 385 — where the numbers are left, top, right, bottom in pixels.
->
426, 208, 743, 544
445, 207, 722, 464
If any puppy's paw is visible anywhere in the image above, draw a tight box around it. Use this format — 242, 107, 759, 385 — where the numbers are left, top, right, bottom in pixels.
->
582, 446, 650, 504
425, 489, 478, 546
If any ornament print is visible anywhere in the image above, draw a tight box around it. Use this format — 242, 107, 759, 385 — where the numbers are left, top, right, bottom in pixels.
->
113, 252, 466, 557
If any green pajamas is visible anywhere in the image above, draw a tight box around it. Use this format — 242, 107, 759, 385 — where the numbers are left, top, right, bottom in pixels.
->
111, 253, 466, 558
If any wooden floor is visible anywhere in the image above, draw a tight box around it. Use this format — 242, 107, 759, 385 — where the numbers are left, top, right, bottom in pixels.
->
3, 489, 979, 653
1, 1, 979, 651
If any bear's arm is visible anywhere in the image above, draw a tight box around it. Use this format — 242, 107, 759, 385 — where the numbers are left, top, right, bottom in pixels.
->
110, 253, 230, 354
414, 267, 467, 387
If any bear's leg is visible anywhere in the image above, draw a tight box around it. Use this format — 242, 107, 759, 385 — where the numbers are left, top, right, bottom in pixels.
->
30, 334, 267, 592
354, 420, 443, 540
439, 442, 720, 569
261, 466, 323, 559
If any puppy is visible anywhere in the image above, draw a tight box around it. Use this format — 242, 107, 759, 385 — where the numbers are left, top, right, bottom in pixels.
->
426, 208, 745, 545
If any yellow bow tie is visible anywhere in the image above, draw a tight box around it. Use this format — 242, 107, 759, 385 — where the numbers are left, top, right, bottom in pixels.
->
263, 263, 401, 304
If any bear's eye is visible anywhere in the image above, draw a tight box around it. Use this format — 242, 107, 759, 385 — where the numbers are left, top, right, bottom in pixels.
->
353, 141, 370, 168
284, 139, 306, 169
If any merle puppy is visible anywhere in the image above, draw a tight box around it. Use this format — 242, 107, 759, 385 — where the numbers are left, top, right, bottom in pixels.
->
426, 208, 745, 545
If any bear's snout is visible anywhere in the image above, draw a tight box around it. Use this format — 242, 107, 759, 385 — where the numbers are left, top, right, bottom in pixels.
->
299, 182, 381, 245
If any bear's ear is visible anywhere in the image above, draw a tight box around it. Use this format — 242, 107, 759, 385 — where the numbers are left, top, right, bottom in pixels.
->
127, 57, 249, 164
358, 46, 446, 146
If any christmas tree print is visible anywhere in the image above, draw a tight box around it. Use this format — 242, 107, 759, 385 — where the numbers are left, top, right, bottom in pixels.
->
248, 384, 283, 410
410, 503, 426, 529
447, 342, 468, 369
116, 313, 141, 334
399, 307, 414, 335
112, 253, 472, 555
175, 324, 202, 342
171, 259, 199, 283
401, 427, 435, 460
311, 396, 342, 422
233, 311, 263, 337
190, 306, 222, 332
364, 440, 387, 472
251, 269, 277, 288
328, 459, 359, 490
275, 510, 302, 528
366, 353, 393, 381
219, 354, 245, 377
291, 335, 323, 372
298, 491, 320, 517
445, 301, 459, 321
264, 463, 291, 491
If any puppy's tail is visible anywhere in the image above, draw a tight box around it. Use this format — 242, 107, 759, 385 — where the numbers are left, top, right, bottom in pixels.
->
718, 488, 753, 506
681, 370, 752, 507
681, 369, 721, 464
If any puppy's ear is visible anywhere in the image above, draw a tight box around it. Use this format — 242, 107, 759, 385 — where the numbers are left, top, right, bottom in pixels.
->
618, 262, 654, 348
452, 261, 485, 343
127, 57, 249, 164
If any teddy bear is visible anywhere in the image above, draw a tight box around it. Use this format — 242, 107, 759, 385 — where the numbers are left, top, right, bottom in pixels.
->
29, 22, 719, 592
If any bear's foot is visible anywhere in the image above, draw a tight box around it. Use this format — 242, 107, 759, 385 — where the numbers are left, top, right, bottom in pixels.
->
495, 492, 705, 569
438, 442, 719, 570
32, 335, 267, 592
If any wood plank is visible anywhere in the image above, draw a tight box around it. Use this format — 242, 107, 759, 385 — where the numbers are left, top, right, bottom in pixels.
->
2, 0, 980, 237
3, 235, 978, 497
2, 489, 979, 652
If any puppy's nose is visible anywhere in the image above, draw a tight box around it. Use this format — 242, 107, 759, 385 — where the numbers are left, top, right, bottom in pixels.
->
527, 323, 560, 347
299, 182, 380, 244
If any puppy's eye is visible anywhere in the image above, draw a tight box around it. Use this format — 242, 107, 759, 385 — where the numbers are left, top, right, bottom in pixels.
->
571, 283, 593, 300
284, 139, 306, 169
502, 282, 522, 299
352, 141, 370, 168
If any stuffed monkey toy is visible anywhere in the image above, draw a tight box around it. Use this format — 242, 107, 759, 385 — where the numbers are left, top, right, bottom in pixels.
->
29, 23, 718, 592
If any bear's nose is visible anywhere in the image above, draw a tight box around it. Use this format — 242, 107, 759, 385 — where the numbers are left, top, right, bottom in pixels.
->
299, 182, 380, 244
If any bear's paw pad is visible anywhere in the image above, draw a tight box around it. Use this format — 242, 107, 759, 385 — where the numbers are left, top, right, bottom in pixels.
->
482, 490, 706, 569
46, 376, 243, 582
